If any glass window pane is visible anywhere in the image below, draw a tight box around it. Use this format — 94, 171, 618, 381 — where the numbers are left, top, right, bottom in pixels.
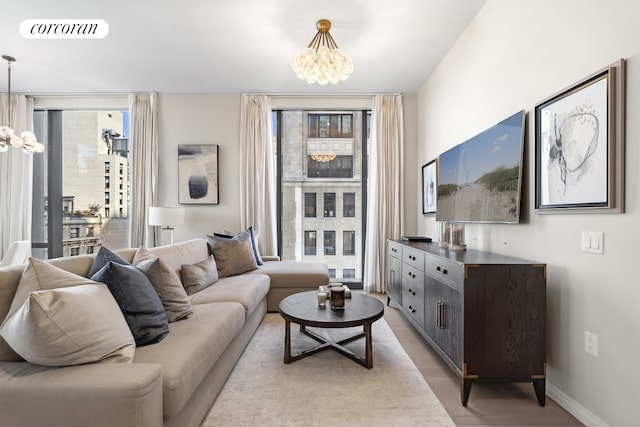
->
304, 231, 316, 255
304, 192, 316, 217
324, 193, 336, 217
343, 193, 355, 217
343, 230, 355, 256
324, 231, 335, 255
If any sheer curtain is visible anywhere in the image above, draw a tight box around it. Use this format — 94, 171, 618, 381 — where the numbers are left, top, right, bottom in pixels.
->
239, 94, 277, 256
128, 94, 158, 248
363, 94, 404, 293
0, 95, 34, 259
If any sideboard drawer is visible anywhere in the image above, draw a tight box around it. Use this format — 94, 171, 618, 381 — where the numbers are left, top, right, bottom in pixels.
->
424, 254, 464, 291
388, 240, 403, 260
403, 246, 425, 270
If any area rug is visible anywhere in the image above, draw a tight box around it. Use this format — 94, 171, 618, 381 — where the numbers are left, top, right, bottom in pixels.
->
201, 313, 454, 426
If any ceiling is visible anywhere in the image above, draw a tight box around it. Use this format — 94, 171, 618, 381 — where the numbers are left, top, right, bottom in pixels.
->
0, 0, 486, 94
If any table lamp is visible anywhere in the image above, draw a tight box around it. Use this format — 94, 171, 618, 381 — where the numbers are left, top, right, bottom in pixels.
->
148, 207, 185, 245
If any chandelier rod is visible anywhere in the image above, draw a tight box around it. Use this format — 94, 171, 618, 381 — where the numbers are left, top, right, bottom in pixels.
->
2, 55, 15, 128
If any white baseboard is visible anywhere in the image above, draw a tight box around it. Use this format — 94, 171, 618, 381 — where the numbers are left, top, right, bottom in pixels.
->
547, 383, 610, 427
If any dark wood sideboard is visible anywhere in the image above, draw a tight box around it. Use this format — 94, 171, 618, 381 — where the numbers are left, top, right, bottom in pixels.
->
387, 240, 546, 406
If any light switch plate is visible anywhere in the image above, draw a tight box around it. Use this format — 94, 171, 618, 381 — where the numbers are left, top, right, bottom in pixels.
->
582, 231, 604, 254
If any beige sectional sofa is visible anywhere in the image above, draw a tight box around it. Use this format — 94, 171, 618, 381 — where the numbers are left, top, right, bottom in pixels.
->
0, 238, 329, 427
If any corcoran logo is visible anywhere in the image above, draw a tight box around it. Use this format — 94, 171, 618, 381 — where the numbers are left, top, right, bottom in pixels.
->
20, 19, 109, 39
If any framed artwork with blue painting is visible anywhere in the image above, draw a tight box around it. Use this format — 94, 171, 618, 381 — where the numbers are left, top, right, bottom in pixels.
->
534, 59, 625, 213
178, 144, 219, 204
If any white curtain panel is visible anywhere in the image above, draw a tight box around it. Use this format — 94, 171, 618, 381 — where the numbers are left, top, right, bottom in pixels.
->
128, 94, 158, 248
364, 94, 405, 293
239, 94, 277, 256
0, 95, 34, 259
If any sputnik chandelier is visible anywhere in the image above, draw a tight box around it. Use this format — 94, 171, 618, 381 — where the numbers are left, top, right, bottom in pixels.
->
0, 55, 44, 154
292, 19, 354, 85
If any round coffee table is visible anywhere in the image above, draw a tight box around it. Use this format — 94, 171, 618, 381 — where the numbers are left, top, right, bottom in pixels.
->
279, 291, 384, 369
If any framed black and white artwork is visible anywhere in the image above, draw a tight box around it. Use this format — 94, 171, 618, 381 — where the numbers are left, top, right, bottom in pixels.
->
534, 59, 625, 213
422, 159, 437, 215
178, 144, 219, 204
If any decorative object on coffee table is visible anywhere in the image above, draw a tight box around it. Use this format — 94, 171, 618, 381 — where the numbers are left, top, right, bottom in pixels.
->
329, 284, 345, 309
279, 291, 384, 368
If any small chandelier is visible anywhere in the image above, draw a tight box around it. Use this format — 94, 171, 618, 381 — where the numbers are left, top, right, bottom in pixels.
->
310, 152, 336, 162
0, 55, 44, 154
292, 19, 354, 85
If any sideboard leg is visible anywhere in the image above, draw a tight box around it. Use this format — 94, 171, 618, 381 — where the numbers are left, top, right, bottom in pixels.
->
461, 378, 472, 406
533, 379, 546, 406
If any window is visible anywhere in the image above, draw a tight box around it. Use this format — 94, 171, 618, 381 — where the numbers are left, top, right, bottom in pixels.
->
70, 247, 79, 256
86, 246, 94, 254
308, 155, 353, 178
324, 231, 335, 255
32, 109, 130, 260
304, 192, 316, 217
119, 193, 123, 205
343, 193, 355, 217
343, 268, 356, 279
343, 231, 355, 256
308, 114, 353, 138
328, 269, 336, 279
324, 193, 336, 217
119, 208, 123, 217
304, 231, 316, 255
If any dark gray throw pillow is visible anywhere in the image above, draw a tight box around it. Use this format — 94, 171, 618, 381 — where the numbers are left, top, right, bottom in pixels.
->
87, 246, 130, 277
90, 261, 169, 347
207, 231, 258, 277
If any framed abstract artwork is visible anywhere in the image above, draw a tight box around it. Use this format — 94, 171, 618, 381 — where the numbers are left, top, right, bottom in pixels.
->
178, 144, 219, 204
534, 59, 625, 213
422, 159, 437, 215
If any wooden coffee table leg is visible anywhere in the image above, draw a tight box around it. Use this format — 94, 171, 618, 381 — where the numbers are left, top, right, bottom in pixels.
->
364, 321, 373, 368
284, 319, 292, 363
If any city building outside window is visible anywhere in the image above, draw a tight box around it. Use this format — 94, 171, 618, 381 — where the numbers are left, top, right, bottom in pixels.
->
104, 162, 110, 173
104, 192, 110, 205
304, 192, 316, 217
324, 231, 336, 255
343, 230, 355, 256
104, 176, 110, 189
343, 193, 355, 217
105, 207, 110, 218
343, 268, 356, 279
304, 231, 316, 255
324, 193, 336, 217
70, 228, 79, 239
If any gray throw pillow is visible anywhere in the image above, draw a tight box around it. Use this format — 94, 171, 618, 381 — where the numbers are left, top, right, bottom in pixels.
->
133, 247, 193, 322
180, 255, 219, 295
207, 231, 258, 277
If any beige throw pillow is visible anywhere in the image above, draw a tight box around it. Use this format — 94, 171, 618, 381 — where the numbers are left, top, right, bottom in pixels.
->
132, 247, 193, 322
207, 231, 258, 277
2, 257, 103, 323
0, 284, 135, 366
180, 255, 219, 295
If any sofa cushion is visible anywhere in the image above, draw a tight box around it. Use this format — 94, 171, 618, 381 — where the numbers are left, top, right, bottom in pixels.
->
0, 284, 135, 366
247, 260, 330, 288
132, 302, 245, 417
207, 231, 257, 277
180, 255, 219, 295
188, 273, 270, 318
3, 257, 105, 323
148, 238, 210, 276
90, 262, 169, 347
132, 247, 193, 322
87, 246, 130, 277
214, 226, 263, 265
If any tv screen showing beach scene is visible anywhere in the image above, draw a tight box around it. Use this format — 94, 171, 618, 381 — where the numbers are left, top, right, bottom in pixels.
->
436, 111, 525, 223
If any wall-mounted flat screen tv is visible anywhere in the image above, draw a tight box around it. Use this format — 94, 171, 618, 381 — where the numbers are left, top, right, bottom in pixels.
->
436, 110, 526, 223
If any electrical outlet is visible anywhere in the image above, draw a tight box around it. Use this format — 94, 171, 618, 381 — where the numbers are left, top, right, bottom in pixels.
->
584, 331, 598, 357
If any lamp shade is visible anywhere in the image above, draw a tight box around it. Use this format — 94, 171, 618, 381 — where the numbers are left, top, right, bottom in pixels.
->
148, 207, 185, 227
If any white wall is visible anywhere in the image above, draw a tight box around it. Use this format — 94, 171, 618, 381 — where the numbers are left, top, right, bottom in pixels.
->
416, 1, 640, 425
158, 93, 419, 245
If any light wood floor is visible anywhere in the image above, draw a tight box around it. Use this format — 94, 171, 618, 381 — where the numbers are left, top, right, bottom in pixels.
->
375, 293, 584, 426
